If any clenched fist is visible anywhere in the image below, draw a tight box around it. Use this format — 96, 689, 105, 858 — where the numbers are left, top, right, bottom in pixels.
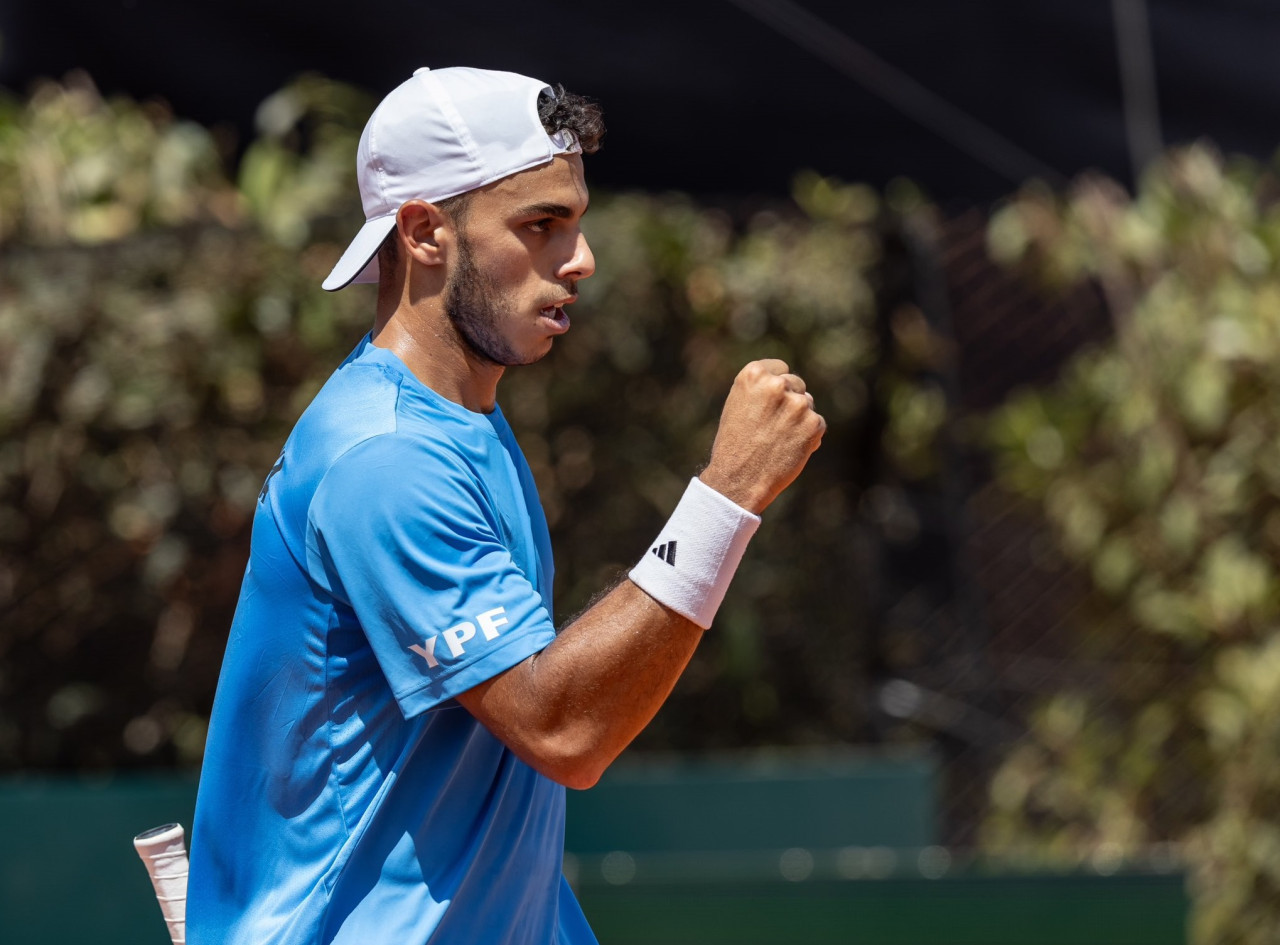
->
699, 359, 826, 515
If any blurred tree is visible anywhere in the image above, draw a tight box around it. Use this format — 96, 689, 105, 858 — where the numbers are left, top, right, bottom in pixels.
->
985, 145, 1280, 943
0, 73, 374, 768
0, 74, 931, 773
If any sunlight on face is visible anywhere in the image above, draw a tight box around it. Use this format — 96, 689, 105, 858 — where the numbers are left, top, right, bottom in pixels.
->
442, 155, 594, 367
443, 230, 529, 366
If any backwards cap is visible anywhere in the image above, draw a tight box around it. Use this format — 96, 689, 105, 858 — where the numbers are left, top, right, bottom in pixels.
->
322, 66, 581, 291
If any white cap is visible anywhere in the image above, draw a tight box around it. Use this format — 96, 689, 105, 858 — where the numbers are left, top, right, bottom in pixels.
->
322, 66, 582, 291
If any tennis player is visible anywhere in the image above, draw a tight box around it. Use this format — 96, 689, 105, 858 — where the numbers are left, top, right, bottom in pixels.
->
187, 66, 824, 944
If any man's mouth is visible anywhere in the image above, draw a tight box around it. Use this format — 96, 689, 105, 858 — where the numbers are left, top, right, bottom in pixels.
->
539, 298, 575, 331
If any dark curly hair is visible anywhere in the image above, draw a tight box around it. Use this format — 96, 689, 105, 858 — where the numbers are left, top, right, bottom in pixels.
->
537, 84, 605, 154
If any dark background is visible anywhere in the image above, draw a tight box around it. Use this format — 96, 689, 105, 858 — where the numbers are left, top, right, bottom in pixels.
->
3, 0, 1279, 207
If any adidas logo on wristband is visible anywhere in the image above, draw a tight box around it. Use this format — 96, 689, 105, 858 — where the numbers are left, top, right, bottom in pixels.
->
629, 478, 761, 629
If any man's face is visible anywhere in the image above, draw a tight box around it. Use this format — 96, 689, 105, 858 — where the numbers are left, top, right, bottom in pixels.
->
443, 154, 594, 367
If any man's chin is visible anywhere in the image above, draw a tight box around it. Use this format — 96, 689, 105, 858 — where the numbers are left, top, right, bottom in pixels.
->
514, 342, 554, 367
457, 325, 555, 368
489, 340, 553, 369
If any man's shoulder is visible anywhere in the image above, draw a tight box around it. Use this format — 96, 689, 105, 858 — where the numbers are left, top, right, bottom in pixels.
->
280, 340, 510, 519
284, 360, 403, 480
294, 349, 458, 460
303, 394, 487, 514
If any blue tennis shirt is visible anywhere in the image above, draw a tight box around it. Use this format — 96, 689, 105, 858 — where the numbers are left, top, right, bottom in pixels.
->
189, 334, 597, 945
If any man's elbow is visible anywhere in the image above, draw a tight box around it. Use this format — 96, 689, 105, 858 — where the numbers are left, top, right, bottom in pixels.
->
529, 730, 613, 790
555, 764, 604, 791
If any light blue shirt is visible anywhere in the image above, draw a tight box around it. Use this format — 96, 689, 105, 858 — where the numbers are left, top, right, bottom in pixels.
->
189, 335, 597, 945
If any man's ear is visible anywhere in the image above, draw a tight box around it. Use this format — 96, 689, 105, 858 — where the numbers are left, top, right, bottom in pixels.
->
396, 200, 449, 268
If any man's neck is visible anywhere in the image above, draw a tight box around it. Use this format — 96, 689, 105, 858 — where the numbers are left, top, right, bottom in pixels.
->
371, 308, 504, 414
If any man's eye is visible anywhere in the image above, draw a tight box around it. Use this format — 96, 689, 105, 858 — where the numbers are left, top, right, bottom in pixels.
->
527, 219, 553, 232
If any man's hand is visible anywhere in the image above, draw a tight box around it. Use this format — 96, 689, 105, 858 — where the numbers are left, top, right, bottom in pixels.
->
699, 359, 826, 515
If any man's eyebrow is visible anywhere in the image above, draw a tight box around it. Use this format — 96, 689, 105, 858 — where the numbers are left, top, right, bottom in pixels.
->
513, 202, 588, 219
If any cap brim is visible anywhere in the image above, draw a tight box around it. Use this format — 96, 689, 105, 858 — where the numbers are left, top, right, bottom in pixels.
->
322, 215, 397, 291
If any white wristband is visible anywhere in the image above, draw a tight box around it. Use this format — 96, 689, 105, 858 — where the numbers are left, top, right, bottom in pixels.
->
628, 477, 762, 629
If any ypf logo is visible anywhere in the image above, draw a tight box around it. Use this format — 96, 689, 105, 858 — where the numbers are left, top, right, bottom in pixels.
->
408, 607, 509, 668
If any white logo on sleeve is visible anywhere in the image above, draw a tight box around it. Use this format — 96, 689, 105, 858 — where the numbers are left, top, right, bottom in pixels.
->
408, 606, 510, 668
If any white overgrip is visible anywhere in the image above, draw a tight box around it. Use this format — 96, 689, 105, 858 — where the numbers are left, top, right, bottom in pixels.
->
133, 823, 189, 945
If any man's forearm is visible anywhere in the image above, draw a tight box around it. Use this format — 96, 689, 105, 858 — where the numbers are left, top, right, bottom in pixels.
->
456, 579, 702, 789
458, 359, 825, 788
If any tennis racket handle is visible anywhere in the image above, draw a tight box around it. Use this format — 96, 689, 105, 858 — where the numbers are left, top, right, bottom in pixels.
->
133, 823, 189, 945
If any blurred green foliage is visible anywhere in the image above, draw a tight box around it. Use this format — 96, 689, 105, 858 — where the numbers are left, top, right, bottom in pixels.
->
986, 146, 1280, 943
0, 73, 376, 769
0, 74, 934, 774
11, 60, 1259, 937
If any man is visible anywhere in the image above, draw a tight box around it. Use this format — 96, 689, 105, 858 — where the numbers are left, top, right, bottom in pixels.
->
188, 66, 824, 944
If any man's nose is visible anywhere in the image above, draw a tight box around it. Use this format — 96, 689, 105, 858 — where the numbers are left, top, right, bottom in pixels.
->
561, 231, 595, 282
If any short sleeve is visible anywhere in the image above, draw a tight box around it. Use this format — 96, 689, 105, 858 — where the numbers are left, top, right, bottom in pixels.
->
306, 434, 556, 717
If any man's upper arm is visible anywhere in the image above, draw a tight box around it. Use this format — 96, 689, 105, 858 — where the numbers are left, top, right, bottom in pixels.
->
305, 435, 557, 717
